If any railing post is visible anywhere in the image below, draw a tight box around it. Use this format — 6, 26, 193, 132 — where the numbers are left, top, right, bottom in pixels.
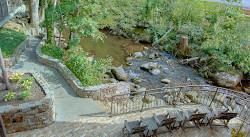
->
174, 87, 183, 108
209, 88, 218, 107
141, 91, 147, 112
110, 96, 113, 117
0, 115, 7, 137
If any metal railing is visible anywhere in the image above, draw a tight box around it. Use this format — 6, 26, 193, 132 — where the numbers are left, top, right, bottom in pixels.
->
99, 85, 249, 122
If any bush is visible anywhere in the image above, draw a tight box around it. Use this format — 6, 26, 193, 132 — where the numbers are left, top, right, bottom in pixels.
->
0, 28, 26, 58
4, 92, 15, 101
19, 90, 31, 100
9, 73, 24, 83
21, 76, 34, 90
65, 47, 112, 87
41, 43, 65, 60
200, 5, 250, 73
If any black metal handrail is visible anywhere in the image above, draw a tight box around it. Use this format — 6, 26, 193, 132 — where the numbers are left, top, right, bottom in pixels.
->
104, 85, 249, 119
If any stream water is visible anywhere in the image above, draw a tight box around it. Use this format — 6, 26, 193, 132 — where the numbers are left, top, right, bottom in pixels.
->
74, 30, 209, 90
66, 30, 151, 67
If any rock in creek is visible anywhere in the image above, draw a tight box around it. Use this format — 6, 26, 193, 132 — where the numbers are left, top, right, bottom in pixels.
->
161, 79, 171, 84
111, 67, 128, 81
140, 62, 158, 70
134, 52, 143, 58
210, 71, 242, 88
149, 69, 161, 75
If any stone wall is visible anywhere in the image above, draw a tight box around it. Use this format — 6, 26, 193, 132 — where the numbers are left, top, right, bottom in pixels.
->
0, 72, 55, 134
3, 37, 31, 68
36, 38, 130, 100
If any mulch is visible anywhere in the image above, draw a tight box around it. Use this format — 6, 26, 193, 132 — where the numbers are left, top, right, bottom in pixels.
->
0, 73, 46, 106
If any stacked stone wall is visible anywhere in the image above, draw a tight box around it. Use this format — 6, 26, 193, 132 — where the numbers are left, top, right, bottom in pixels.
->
0, 72, 55, 134
3, 37, 31, 68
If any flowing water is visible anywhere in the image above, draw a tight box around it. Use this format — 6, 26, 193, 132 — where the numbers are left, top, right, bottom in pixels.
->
62, 28, 248, 92
71, 30, 209, 90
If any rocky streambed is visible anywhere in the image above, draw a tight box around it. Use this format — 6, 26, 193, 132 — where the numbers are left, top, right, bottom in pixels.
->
105, 47, 208, 91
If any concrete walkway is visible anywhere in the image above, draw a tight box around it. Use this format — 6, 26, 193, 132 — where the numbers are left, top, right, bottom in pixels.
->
10, 36, 107, 121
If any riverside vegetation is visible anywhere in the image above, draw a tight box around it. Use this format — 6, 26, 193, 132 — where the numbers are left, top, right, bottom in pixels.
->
41, 0, 249, 87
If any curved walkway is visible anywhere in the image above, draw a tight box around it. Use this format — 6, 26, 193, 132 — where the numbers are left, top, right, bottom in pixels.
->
10, 36, 107, 122
7, 37, 250, 137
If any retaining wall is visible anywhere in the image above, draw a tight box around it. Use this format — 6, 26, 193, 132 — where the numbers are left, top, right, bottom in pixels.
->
3, 37, 31, 68
0, 72, 55, 134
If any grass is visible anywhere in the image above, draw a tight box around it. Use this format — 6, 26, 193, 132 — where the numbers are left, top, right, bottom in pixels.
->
0, 28, 27, 58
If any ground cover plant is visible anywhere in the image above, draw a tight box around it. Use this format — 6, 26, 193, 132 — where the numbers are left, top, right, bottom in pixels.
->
0, 28, 26, 58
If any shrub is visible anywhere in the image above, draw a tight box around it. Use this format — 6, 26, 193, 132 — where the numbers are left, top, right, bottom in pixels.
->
65, 47, 112, 87
200, 4, 250, 73
4, 92, 15, 101
41, 43, 65, 60
19, 90, 31, 100
21, 77, 34, 90
9, 73, 24, 83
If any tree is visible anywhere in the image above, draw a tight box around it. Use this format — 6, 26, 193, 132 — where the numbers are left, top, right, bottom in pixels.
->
45, 0, 55, 44
29, 0, 40, 35
0, 48, 10, 90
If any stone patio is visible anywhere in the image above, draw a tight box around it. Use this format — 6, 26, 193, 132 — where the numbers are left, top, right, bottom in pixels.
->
8, 105, 250, 137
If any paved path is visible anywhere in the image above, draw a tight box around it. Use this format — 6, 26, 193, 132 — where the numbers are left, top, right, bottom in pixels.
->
8, 106, 250, 137
10, 36, 107, 122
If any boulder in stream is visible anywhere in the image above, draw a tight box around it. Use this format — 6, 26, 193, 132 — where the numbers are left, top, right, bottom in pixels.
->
131, 78, 142, 84
134, 52, 143, 58
148, 52, 161, 59
111, 67, 128, 81
150, 69, 161, 75
210, 71, 242, 88
161, 79, 171, 84
140, 62, 158, 70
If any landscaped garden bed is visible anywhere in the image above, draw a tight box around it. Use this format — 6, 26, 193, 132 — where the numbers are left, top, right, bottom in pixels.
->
0, 72, 45, 106
0, 72, 55, 133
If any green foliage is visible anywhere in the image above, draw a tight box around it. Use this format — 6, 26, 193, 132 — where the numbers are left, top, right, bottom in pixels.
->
24, 76, 35, 82
21, 76, 34, 90
9, 73, 24, 83
231, 126, 247, 137
45, 0, 249, 79
4, 92, 15, 102
19, 90, 31, 100
0, 28, 26, 58
65, 47, 112, 87
41, 44, 65, 60
200, 4, 250, 73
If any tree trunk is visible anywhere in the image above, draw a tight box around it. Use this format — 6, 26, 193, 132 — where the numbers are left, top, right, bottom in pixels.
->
39, 0, 45, 23
178, 36, 188, 53
45, 0, 54, 44
0, 115, 7, 137
29, 0, 40, 35
0, 48, 10, 90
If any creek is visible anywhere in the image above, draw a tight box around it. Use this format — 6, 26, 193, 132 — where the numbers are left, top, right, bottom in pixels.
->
75, 30, 209, 90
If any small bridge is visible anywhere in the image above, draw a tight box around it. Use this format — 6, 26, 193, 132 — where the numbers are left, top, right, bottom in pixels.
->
98, 85, 249, 122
